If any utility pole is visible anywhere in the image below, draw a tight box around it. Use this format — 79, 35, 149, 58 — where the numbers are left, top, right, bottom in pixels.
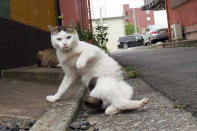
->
132, 8, 137, 34
99, 7, 103, 26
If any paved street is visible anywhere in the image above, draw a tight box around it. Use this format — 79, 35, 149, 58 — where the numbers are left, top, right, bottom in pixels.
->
112, 47, 197, 117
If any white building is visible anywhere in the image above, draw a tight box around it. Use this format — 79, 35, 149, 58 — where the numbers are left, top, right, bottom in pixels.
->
92, 16, 126, 51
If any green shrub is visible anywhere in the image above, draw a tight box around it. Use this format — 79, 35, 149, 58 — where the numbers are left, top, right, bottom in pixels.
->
76, 22, 108, 53
125, 23, 139, 35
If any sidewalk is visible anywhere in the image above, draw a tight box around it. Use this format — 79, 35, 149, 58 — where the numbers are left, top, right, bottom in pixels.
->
75, 79, 197, 131
151, 40, 197, 48
1, 66, 197, 131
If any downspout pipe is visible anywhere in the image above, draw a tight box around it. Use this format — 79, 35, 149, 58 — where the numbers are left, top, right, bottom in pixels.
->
88, 0, 93, 33
165, 0, 171, 41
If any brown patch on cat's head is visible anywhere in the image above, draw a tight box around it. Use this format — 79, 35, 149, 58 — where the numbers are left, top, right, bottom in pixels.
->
48, 25, 66, 34
48, 21, 76, 34
65, 20, 76, 33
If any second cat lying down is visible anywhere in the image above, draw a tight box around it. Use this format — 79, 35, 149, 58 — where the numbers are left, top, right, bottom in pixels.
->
36, 48, 59, 67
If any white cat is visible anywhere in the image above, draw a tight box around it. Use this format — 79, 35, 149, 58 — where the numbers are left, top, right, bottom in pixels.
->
46, 25, 149, 115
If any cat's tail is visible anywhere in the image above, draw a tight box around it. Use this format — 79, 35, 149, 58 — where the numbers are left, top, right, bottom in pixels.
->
118, 81, 134, 100
113, 97, 150, 110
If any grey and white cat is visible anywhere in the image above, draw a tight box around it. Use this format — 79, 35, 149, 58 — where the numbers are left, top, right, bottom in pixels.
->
46, 25, 149, 115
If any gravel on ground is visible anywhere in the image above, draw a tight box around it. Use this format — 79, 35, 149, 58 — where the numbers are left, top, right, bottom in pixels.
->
0, 116, 36, 131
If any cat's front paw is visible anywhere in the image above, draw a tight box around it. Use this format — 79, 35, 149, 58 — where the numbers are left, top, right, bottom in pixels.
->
46, 95, 58, 102
76, 59, 86, 69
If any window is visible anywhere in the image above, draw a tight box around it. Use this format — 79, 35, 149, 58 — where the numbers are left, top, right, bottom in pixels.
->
147, 17, 151, 21
146, 10, 150, 14
127, 36, 136, 42
135, 35, 142, 40
147, 24, 151, 27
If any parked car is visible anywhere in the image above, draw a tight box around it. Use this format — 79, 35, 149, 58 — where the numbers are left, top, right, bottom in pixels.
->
143, 25, 168, 46
118, 35, 144, 48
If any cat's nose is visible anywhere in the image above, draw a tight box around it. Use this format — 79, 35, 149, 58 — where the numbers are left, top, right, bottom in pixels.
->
63, 43, 67, 47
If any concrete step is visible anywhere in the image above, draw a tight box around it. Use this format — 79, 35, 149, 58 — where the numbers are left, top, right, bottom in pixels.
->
0, 79, 58, 120
1, 66, 64, 84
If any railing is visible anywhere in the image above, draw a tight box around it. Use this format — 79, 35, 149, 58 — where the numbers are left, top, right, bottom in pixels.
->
142, 0, 165, 10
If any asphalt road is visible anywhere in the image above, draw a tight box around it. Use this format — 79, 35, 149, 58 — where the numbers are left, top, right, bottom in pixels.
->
112, 47, 197, 117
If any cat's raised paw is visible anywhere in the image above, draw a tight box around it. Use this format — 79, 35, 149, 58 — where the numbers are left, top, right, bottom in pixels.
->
46, 95, 58, 102
76, 59, 86, 69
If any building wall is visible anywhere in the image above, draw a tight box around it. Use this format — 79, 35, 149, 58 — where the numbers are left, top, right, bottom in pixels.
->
59, 0, 90, 31
167, 0, 197, 26
92, 17, 126, 51
123, 4, 155, 33
167, 0, 197, 40
0, 17, 51, 70
0, 0, 91, 70
0, 0, 91, 31
123, 4, 133, 24
135, 8, 155, 33
10, 0, 57, 31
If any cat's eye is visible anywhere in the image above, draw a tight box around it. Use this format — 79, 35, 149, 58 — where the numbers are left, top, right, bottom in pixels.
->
57, 38, 62, 41
67, 36, 72, 39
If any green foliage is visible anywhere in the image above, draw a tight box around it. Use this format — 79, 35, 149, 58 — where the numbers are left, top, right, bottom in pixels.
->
124, 65, 134, 72
123, 65, 141, 79
93, 22, 109, 53
174, 104, 189, 109
76, 22, 93, 41
125, 23, 139, 35
76, 22, 108, 53
128, 71, 141, 78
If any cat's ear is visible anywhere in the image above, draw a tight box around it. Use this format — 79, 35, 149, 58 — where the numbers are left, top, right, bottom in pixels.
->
66, 20, 76, 33
47, 25, 58, 34
68, 20, 75, 28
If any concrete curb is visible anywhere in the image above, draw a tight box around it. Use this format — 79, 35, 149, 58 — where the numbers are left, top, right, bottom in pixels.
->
30, 83, 86, 131
151, 40, 197, 49
2, 66, 64, 84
